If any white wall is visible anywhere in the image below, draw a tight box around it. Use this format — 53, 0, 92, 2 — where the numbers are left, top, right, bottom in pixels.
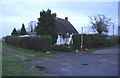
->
56, 33, 73, 45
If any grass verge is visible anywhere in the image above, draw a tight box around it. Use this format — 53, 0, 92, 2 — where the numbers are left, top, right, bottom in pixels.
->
2, 42, 59, 58
2, 55, 48, 76
2, 42, 54, 76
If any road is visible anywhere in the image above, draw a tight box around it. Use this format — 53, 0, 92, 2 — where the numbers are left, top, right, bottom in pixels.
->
33, 47, 119, 76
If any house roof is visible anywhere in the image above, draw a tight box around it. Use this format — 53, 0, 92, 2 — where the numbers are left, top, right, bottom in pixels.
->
55, 17, 78, 37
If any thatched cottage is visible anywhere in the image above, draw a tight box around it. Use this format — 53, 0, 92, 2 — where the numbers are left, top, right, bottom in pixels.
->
26, 13, 78, 45
52, 13, 78, 45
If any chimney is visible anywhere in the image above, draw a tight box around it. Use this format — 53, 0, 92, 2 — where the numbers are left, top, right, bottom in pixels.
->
65, 17, 68, 20
52, 13, 57, 17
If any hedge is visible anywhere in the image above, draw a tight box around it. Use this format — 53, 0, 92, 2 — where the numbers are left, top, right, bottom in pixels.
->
5, 36, 52, 52
118, 36, 120, 44
52, 45, 73, 52
72, 34, 118, 50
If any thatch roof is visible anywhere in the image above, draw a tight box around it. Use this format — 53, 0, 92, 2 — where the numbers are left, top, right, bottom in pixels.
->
55, 17, 78, 37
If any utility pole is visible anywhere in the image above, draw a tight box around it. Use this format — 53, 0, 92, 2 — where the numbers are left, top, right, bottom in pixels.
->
113, 25, 114, 36
81, 27, 83, 54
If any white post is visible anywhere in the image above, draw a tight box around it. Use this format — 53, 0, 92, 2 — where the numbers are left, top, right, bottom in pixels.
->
81, 27, 83, 54
113, 25, 114, 36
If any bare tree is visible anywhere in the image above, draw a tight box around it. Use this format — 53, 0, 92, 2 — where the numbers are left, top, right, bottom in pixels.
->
89, 14, 114, 34
27, 20, 37, 32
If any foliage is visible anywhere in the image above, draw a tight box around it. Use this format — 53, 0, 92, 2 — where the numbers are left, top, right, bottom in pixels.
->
72, 34, 118, 49
72, 34, 81, 50
5, 36, 52, 52
36, 9, 58, 45
3, 42, 59, 58
118, 36, 120, 44
83, 34, 110, 48
108, 36, 118, 46
11, 28, 18, 36
89, 14, 114, 34
52, 45, 73, 52
20, 23, 27, 35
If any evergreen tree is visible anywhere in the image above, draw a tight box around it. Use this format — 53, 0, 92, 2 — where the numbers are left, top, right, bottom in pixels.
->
20, 23, 27, 35
36, 9, 58, 44
11, 28, 18, 36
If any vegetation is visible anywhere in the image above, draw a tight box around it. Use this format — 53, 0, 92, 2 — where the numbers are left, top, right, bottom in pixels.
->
89, 14, 114, 34
72, 34, 118, 50
5, 36, 52, 52
2, 43, 59, 76
11, 28, 18, 36
20, 23, 27, 35
2, 54, 48, 76
52, 45, 73, 52
118, 36, 120, 44
3, 42, 59, 58
36, 9, 58, 45
2, 43, 55, 76
72, 34, 81, 50
2, 41, 59, 76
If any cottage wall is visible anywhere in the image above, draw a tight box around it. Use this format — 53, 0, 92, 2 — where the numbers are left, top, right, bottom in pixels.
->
56, 34, 73, 45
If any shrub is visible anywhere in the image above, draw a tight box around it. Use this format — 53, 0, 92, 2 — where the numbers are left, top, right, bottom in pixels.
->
72, 34, 118, 49
5, 36, 52, 52
108, 36, 118, 46
83, 34, 109, 48
118, 36, 120, 44
72, 34, 81, 50
52, 45, 73, 52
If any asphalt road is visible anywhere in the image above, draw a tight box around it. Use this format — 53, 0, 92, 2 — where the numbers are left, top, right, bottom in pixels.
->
33, 47, 119, 76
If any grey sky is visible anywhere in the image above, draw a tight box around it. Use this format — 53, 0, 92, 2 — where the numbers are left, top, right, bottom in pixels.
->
1, 0, 119, 38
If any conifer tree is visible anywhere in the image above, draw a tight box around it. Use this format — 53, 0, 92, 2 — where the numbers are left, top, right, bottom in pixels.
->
20, 23, 27, 35
36, 9, 58, 44
11, 28, 18, 36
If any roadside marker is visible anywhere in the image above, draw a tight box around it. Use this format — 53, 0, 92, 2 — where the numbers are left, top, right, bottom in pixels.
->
81, 27, 83, 54
81, 46, 83, 54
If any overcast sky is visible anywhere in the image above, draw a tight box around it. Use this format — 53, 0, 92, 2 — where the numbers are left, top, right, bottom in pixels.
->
0, 0, 119, 38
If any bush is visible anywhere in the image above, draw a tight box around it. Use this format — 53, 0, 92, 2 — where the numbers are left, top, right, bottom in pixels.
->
72, 34, 81, 50
52, 45, 73, 52
118, 36, 120, 44
72, 34, 118, 49
108, 36, 118, 46
5, 36, 52, 52
84, 34, 109, 48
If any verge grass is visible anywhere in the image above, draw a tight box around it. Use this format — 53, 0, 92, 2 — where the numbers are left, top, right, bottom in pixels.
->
2, 55, 48, 76
2, 42, 59, 58
2, 41, 54, 76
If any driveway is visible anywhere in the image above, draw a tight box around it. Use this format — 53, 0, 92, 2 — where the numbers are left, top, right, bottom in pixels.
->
32, 47, 119, 76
